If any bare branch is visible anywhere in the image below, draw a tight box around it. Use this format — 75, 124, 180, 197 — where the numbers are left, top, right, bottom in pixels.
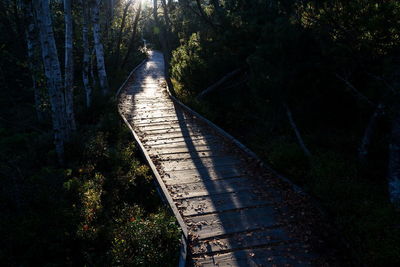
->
197, 68, 242, 100
335, 73, 376, 107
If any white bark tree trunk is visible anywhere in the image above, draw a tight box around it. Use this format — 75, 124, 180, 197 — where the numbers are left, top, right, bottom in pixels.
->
64, 0, 76, 130
22, 0, 44, 122
33, 0, 68, 162
90, 0, 109, 95
82, 0, 92, 107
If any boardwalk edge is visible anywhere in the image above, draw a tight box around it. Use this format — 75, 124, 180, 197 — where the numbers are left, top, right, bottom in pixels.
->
165, 86, 305, 195
116, 57, 189, 267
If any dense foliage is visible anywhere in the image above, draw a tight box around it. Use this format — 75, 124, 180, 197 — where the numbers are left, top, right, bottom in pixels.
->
0, 0, 180, 266
143, 0, 400, 265
2, 0, 400, 265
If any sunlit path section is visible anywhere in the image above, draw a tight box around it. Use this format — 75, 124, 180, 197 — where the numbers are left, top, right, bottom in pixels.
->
119, 51, 323, 266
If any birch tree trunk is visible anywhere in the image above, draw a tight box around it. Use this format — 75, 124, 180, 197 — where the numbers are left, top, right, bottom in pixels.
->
82, 0, 92, 108
388, 108, 400, 208
22, 0, 44, 122
90, 0, 109, 95
33, 0, 68, 162
64, 0, 76, 131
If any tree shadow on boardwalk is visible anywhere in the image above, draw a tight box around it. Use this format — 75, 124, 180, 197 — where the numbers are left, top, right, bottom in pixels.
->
119, 51, 313, 266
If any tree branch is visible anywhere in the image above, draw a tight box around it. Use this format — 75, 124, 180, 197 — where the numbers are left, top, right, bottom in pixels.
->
335, 73, 376, 107
284, 103, 312, 158
197, 68, 242, 100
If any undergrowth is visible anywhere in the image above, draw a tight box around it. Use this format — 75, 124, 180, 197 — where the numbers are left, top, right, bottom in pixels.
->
0, 96, 181, 266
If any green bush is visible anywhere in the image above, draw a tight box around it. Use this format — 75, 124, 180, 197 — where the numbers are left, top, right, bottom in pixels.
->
171, 33, 207, 94
110, 206, 180, 267
1, 99, 180, 266
267, 139, 309, 181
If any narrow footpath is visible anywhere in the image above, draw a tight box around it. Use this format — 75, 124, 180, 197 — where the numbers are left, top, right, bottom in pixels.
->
118, 51, 335, 266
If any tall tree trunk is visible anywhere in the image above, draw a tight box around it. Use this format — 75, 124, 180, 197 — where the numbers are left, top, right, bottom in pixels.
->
153, 0, 175, 95
121, 1, 142, 69
82, 0, 92, 108
284, 103, 312, 158
90, 0, 109, 95
388, 108, 400, 208
64, 0, 76, 131
358, 103, 385, 163
90, 47, 98, 89
22, 0, 44, 122
104, 0, 115, 52
114, 0, 133, 70
160, 0, 172, 28
33, 0, 68, 162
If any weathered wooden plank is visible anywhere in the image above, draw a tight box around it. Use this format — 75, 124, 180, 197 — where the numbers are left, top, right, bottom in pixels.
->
144, 135, 218, 147
135, 122, 191, 132
134, 120, 189, 130
159, 155, 242, 172
154, 150, 229, 161
191, 228, 291, 255
132, 110, 178, 117
168, 177, 256, 199
129, 117, 194, 127
162, 167, 247, 185
176, 190, 272, 216
149, 144, 220, 155
145, 141, 222, 152
140, 126, 204, 137
131, 115, 181, 123
127, 117, 183, 125
141, 131, 206, 142
192, 245, 314, 267
131, 103, 176, 109
140, 123, 204, 133
132, 106, 177, 112
186, 206, 279, 239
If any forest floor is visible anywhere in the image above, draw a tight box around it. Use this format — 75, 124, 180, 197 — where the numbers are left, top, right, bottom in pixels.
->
118, 50, 347, 266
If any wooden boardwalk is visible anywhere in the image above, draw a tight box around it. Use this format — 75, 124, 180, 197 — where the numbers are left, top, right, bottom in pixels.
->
118, 51, 324, 266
